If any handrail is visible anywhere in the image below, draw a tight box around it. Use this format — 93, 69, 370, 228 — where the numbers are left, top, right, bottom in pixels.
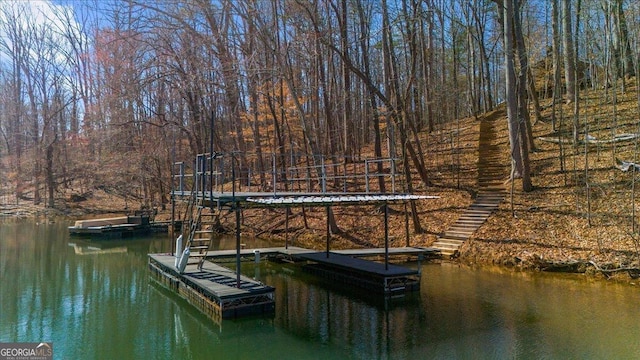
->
173, 152, 402, 196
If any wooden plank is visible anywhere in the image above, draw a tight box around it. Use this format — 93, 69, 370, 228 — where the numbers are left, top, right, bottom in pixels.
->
73, 216, 129, 228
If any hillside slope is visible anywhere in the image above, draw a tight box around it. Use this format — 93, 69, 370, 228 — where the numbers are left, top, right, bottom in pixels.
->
465, 79, 640, 278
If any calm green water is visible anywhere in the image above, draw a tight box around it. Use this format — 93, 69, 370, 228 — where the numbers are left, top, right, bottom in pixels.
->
2, 218, 640, 359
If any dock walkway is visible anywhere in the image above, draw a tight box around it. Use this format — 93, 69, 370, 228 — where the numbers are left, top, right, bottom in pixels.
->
204, 246, 437, 294
149, 245, 436, 319
202, 246, 437, 260
296, 252, 420, 294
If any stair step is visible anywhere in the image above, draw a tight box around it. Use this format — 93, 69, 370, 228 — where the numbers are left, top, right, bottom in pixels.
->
435, 238, 465, 245
189, 253, 208, 258
458, 214, 489, 219
454, 221, 484, 227
447, 229, 479, 235
471, 202, 500, 208
466, 210, 495, 215
461, 210, 491, 215
456, 216, 486, 221
438, 249, 459, 257
465, 207, 493, 212
476, 192, 504, 197
447, 226, 478, 233
476, 195, 504, 199
432, 242, 460, 250
445, 226, 476, 233
458, 215, 489, 221
440, 234, 468, 241
470, 202, 499, 206
461, 211, 491, 217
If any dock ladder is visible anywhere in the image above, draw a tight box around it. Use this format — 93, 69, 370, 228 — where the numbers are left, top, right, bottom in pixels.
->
178, 154, 219, 271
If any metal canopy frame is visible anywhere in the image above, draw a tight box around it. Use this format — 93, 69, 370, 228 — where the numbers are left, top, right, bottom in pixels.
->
246, 194, 439, 270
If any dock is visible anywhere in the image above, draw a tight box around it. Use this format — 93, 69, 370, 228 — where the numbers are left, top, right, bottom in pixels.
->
203, 246, 437, 295
157, 152, 441, 321
148, 253, 275, 321
295, 252, 421, 294
69, 215, 180, 239
148, 245, 435, 320
200, 246, 437, 262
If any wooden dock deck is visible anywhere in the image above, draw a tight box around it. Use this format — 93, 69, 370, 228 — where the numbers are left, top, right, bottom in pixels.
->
202, 246, 437, 260
204, 246, 437, 295
295, 252, 421, 294
69, 215, 178, 239
148, 246, 433, 321
148, 253, 275, 321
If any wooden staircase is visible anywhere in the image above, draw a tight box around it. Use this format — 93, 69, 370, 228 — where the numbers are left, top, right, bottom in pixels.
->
432, 117, 506, 258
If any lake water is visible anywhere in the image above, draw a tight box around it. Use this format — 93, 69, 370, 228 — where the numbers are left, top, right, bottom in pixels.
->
1, 218, 640, 359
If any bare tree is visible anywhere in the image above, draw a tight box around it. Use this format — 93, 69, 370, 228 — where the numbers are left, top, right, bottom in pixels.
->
496, 0, 532, 191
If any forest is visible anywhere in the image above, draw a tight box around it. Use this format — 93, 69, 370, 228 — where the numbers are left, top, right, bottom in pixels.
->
2, 0, 640, 270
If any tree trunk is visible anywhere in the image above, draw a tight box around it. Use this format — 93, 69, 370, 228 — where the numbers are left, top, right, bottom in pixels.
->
382, 0, 422, 233
561, 0, 578, 144
499, 0, 530, 191
356, 0, 386, 193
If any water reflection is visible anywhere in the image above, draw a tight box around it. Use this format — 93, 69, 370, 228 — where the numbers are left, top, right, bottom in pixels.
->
250, 262, 425, 359
69, 240, 127, 255
2, 218, 640, 359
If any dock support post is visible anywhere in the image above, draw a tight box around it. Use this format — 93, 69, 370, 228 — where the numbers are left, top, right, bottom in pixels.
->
325, 205, 330, 258
272, 153, 276, 196
321, 156, 326, 193
285, 206, 289, 249
233, 157, 241, 288
391, 158, 396, 193
384, 201, 389, 270
365, 159, 369, 193
235, 203, 241, 288
404, 202, 410, 247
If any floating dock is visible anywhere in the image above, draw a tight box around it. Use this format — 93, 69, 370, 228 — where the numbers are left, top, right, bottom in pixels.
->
148, 246, 435, 321
204, 246, 436, 295
296, 252, 421, 294
148, 253, 275, 321
69, 215, 179, 238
